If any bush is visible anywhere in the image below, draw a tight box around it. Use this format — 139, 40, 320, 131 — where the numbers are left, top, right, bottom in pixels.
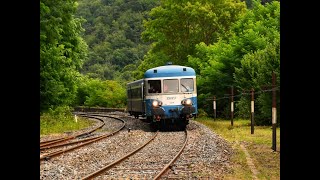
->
75, 76, 126, 108
40, 105, 93, 135
40, 106, 74, 134
197, 108, 208, 118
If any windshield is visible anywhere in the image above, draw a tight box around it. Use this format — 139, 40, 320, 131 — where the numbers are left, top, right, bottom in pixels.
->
180, 78, 194, 92
163, 79, 179, 93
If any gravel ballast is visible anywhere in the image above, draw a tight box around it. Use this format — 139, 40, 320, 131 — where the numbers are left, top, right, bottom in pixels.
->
40, 112, 233, 179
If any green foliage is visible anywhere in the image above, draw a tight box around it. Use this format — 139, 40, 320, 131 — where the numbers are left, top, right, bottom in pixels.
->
235, 96, 250, 119
135, 0, 248, 82
76, 0, 160, 81
234, 39, 280, 125
196, 108, 208, 118
40, 0, 88, 112
115, 63, 140, 83
140, 0, 246, 70
133, 51, 171, 79
40, 105, 94, 135
40, 106, 73, 133
188, 1, 280, 125
188, 41, 234, 96
75, 76, 126, 108
46, 105, 73, 117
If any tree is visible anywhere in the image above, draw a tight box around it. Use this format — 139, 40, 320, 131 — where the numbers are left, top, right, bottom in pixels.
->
188, 0, 280, 122
76, 0, 159, 80
138, 0, 246, 74
234, 38, 280, 124
75, 76, 126, 108
40, 0, 88, 112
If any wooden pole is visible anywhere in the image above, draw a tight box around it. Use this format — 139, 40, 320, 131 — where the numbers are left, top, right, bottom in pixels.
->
272, 72, 277, 151
231, 86, 234, 126
213, 96, 216, 120
251, 88, 254, 134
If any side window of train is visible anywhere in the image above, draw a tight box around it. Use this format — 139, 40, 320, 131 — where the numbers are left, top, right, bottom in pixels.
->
148, 80, 161, 93
181, 78, 194, 92
164, 79, 179, 93
127, 87, 130, 97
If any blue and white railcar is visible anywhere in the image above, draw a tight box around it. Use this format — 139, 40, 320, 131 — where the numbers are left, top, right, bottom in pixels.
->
127, 63, 197, 130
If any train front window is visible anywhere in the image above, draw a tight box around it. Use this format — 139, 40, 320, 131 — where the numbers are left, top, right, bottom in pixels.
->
180, 78, 194, 92
147, 80, 161, 93
163, 79, 179, 93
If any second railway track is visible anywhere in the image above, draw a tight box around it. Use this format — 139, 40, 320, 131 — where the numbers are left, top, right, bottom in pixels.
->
40, 113, 126, 161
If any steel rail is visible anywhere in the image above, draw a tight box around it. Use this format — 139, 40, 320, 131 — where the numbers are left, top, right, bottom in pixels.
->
153, 130, 188, 180
40, 115, 125, 161
41, 133, 103, 150
40, 115, 105, 148
40, 115, 126, 150
40, 137, 66, 145
81, 131, 159, 180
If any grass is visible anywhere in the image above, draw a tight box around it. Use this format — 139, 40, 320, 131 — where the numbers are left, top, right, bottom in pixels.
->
40, 113, 95, 136
195, 117, 280, 180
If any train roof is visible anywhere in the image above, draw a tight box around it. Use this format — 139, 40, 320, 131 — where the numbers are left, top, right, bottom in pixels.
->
127, 79, 143, 86
144, 65, 196, 78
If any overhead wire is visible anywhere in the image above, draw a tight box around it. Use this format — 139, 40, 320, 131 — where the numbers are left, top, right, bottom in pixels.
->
206, 86, 280, 101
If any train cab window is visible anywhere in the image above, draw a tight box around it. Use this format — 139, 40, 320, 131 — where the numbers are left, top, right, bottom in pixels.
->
163, 79, 179, 93
148, 80, 161, 93
180, 78, 194, 92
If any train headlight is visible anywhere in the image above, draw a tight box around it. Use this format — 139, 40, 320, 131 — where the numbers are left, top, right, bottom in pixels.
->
181, 99, 192, 106
152, 100, 162, 107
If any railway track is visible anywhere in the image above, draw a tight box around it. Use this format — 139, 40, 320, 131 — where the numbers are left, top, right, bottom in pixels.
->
40, 114, 125, 161
40, 111, 234, 179
40, 115, 105, 148
82, 130, 188, 179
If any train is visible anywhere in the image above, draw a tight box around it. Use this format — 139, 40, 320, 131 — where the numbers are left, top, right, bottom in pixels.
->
126, 62, 198, 130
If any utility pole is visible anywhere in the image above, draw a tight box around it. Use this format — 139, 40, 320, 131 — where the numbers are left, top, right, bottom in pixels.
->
251, 88, 254, 134
272, 72, 277, 151
231, 86, 234, 126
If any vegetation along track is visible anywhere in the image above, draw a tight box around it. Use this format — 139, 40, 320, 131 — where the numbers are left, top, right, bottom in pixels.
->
40, 114, 106, 148
40, 113, 125, 161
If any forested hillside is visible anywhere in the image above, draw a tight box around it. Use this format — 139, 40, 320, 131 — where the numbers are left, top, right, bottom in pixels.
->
75, 0, 160, 81
40, 0, 279, 125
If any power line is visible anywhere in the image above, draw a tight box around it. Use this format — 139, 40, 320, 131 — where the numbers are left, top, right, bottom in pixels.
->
206, 86, 280, 101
